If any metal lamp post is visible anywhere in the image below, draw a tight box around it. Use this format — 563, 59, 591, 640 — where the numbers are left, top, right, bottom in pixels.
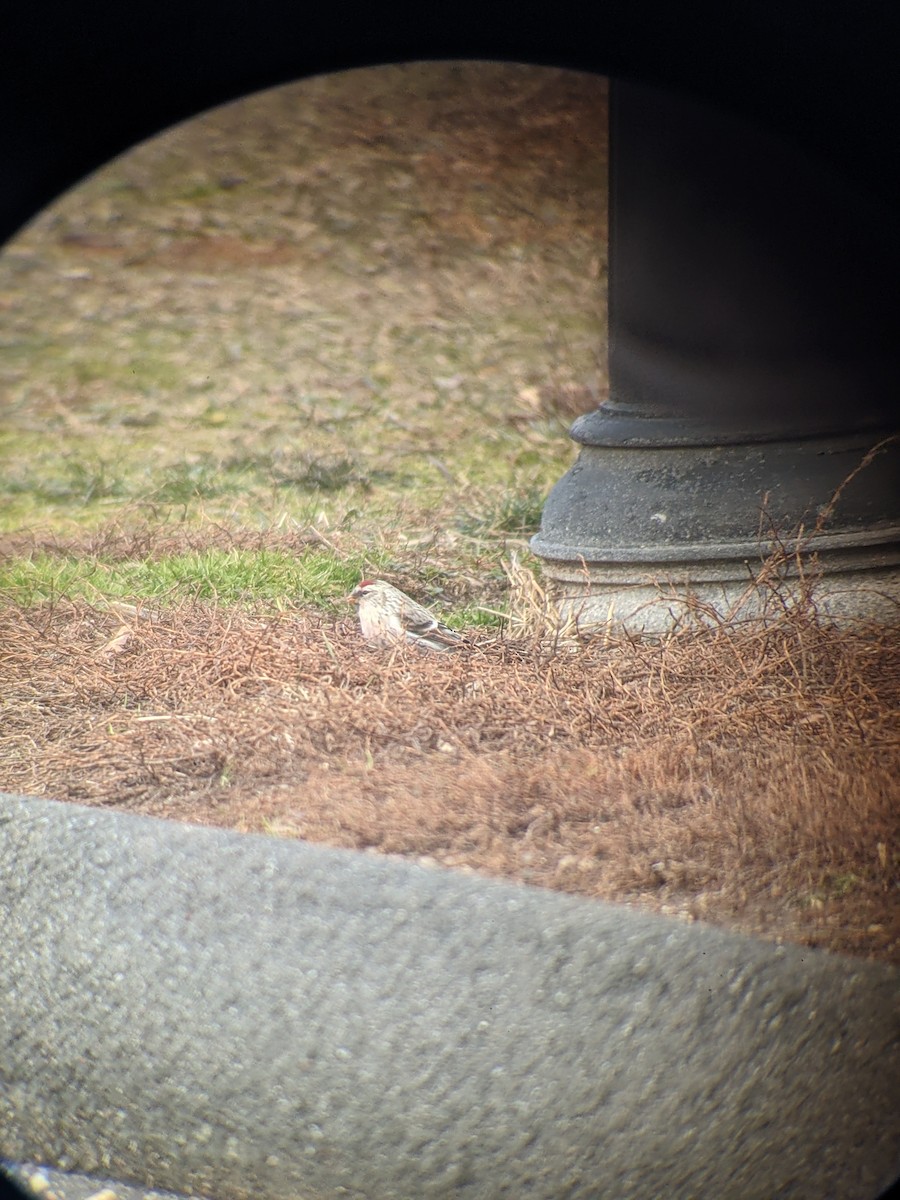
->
532, 81, 900, 631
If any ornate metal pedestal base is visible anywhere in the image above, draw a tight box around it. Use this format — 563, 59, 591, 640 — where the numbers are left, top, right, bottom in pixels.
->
532, 432, 900, 633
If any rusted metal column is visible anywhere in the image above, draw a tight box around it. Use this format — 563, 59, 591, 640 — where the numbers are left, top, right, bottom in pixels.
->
532, 80, 900, 631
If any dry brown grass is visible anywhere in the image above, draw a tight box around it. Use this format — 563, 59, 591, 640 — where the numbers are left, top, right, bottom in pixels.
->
1, 594, 897, 962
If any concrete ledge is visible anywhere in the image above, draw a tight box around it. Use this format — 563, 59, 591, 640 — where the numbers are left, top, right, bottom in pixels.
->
536, 558, 900, 633
1, 792, 898, 1199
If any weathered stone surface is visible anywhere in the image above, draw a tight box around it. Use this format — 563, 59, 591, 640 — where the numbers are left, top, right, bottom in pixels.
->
2, 792, 898, 1200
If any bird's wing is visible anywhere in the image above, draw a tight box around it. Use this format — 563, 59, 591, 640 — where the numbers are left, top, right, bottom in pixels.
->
433, 619, 463, 643
403, 612, 441, 636
404, 615, 463, 647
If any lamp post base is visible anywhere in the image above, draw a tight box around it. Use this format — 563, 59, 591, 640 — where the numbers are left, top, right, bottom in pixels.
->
534, 547, 900, 635
531, 432, 900, 634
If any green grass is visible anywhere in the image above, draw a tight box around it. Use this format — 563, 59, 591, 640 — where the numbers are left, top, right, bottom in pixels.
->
0, 449, 400, 523
0, 548, 386, 610
0, 546, 511, 627
453, 603, 506, 629
4, 457, 131, 505
0, 62, 603, 614
456, 485, 547, 537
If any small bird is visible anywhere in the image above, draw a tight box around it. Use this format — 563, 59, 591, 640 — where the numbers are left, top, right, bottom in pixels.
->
348, 579, 464, 652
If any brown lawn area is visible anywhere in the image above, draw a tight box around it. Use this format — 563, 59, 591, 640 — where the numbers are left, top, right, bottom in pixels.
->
2, 590, 898, 963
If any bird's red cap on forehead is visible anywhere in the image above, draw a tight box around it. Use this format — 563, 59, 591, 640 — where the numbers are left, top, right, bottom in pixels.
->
348, 579, 380, 601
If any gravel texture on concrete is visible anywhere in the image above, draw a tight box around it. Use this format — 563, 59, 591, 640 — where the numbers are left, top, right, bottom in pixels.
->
1, 792, 898, 1200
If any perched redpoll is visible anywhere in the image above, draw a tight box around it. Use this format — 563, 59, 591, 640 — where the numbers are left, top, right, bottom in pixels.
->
348, 579, 464, 652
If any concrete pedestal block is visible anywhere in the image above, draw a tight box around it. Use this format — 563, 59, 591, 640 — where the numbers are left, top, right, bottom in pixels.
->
536, 553, 900, 635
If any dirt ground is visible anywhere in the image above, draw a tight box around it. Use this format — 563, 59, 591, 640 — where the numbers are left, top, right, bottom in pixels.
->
1, 63, 898, 964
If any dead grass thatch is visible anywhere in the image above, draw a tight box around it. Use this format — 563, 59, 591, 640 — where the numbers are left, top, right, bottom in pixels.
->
1, 595, 897, 962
